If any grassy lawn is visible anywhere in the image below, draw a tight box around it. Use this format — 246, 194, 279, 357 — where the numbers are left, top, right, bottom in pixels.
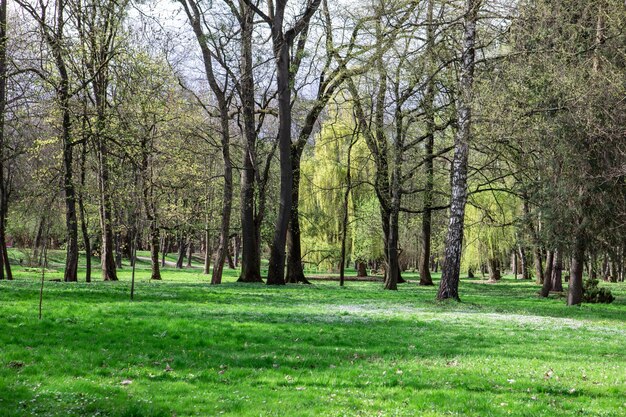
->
1, 252, 625, 416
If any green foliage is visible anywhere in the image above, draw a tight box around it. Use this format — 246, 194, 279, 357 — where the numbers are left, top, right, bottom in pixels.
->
582, 278, 615, 304
300, 108, 379, 272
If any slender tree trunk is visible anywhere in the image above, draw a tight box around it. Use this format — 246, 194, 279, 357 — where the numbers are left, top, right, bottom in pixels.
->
534, 247, 544, 284
540, 250, 554, 297
567, 233, 585, 306
204, 225, 211, 275
187, 238, 193, 268
161, 234, 168, 267
149, 222, 161, 279
62, 100, 79, 282
176, 232, 185, 269
78, 142, 91, 282
0, 0, 10, 281
211, 111, 233, 285
97, 139, 117, 281
339, 139, 354, 287
551, 249, 564, 292
437, 0, 479, 301
519, 245, 530, 279
418, 0, 437, 287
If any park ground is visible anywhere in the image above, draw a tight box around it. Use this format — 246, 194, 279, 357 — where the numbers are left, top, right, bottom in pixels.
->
0, 250, 625, 416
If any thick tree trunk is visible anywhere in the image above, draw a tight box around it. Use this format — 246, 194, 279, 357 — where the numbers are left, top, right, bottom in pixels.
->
437, 0, 478, 301
286, 149, 310, 284
266, 37, 293, 286
385, 208, 401, 290
567, 233, 585, 306
238, 4, 263, 283
487, 258, 501, 282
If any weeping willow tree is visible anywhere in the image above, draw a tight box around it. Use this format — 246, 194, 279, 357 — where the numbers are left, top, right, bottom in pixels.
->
462, 189, 519, 281
299, 110, 377, 274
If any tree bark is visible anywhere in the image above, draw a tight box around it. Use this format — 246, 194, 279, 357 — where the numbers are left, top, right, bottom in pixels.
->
487, 257, 501, 282
551, 248, 564, 292
286, 149, 310, 284
567, 233, 585, 306
540, 250, 554, 297
437, 0, 479, 301
176, 232, 185, 269
186, 238, 193, 268
0, 0, 10, 281
418, 0, 438, 287
78, 141, 91, 282
179, 0, 233, 285
238, 3, 263, 283
266, 37, 292, 286
518, 245, 530, 279
263, 0, 322, 286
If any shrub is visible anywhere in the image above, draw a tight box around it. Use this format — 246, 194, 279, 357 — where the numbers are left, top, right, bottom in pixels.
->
582, 278, 614, 304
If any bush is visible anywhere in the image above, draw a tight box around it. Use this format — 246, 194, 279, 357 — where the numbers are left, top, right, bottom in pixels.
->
582, 278, 614, 304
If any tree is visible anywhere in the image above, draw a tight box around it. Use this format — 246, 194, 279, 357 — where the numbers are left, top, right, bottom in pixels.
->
437, 0, 480, 301
245, 0, 322, 285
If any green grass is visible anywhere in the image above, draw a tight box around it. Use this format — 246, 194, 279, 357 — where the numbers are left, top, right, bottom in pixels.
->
1, 251, 625, 416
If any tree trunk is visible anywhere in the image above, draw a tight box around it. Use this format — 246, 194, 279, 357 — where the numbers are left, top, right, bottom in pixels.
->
204, 226, 211, 275
418, 0, 438, 287
540, 250, 554, 297
519, 245, 530, 279
161, 234, 168, 268
385, 208, 401, 290
357, 262, 367, 277
339, 139, 354, 287
180, 0, 233, 285
511, 250, 518, 278
232, 235, 240, 268
176, 232, 185, 269
0, 0, 10, 281
237, 3, 263, 283
286, 149, 310, 284
488, 258, 501, 282
78, 141, 91, 283
533, 247, 544, 284
266, 36, 293, 286
551, 249, 564, 292
149, 222, 161, 279
186, 239, 193, 268
437, 0, 478, 301
567, 233, 585, 306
